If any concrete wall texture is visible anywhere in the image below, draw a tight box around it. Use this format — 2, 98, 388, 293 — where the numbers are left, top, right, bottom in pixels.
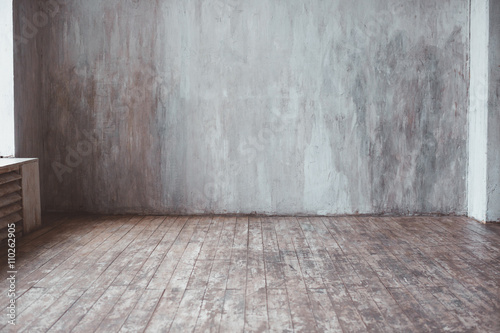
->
14, 0, 470, 215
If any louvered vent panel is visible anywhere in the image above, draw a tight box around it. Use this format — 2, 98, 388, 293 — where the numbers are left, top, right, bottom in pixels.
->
0, 168, 23, 241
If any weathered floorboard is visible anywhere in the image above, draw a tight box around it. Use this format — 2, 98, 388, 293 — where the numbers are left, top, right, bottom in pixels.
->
0, 214, 497, 332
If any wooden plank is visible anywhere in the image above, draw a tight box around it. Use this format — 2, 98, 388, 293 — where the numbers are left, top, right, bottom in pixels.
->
429, 286, 482, 330
0, 203, 22, 219
190, 216, 212, 243
355, 251, 407, 289
0, 158, 37, 168
298, 218, 336, 265
128, 216, 187, 289
406, 285, 466, 332
226, 248, 248, 290
18, 214, 91, 255
69, 217, 155, 291
215, 217, 237, 260
149, 217, 203, 291
145, 289, 183, 332
30, 217, 143, 294
244, 288, 268, 332
197, 216, 224, 260
187, 218, 224, 289
0, 217, 81, 281
245, 219, 267, 333
233, 217, 249, 249
388, 287, 441, 332
458, 217, 500, 243
261, 218, 285, 290
108, 216, 167, 287
0, 181, 21, 197
267, 288, 293, 332
0, 225, 22, 242
119, 289, 163, 332
0, 287, 46, 332
285, 284, 318, 332
274, 217, 319, 332
0, 215, 99, 283
248, 218, 263, 252
420, 247, 500, 307
90, 227, 163, 289
11, 216, 122, 294
7, 290, 60, 330
95, 288, 144, 332
169, 289, 206, 333
392, 217, 443, 246
219, 289, 246, 333
71, 286, 128, 332
281, 259, 317, 332
226, 218, 249, 290
193, 287, 225, 333
48, 287, 110, 332
419, 217, 478, 244
382, 245, 440, 287
261, 217, 280, 259
308, 288, 343, 332
21, 161, 41, 233
0, 212, 22, 230
326, 284, 367, 332
299, 259, 326, 289
401, 245, 500, 321
245, 217, 266, 293
15, 214, 83, 252
206, 259, 231, 290
147, 216, 195, 290
0, 192, 22, 208
443, 241, 500, 280
187, 259, 213, 290
0, 172, 21, 185
293, 219, 328, 287
317, 218, 365, 289
17, 289, 85, 332
0, 226, 23, 244
163, 216, 210, 291
366, 286, 416, 332
452, 241, 500, 263
274, 217, 299, 262
167, 242, 204, 291
322, 216, 370, 254
0, 215, 496, 332
348, 287, 389, 332
0, 164, 19, 174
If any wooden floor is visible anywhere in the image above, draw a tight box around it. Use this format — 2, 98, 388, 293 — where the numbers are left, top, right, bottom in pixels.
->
0, 215, 499, 332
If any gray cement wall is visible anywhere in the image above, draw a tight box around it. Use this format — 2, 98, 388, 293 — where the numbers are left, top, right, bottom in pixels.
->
15, 0, 469, 215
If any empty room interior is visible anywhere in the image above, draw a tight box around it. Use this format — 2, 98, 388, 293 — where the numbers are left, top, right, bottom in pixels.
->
1, 0, 500, 332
